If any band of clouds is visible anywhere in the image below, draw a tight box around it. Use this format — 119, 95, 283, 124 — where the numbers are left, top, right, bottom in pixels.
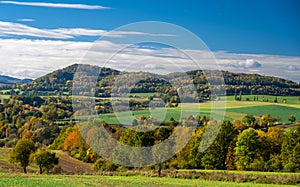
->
17, 18, 35, 22
0, 21, 175, 39
0, 1, 110, 10
0, 38, 299, 83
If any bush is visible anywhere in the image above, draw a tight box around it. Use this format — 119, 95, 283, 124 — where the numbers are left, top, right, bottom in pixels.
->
249, 158, 265, 171
5, 139, 17, 147
0, 139, 8, 147
92, 158, 118, 171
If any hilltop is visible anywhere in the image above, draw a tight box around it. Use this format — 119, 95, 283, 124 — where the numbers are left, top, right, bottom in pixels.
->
11, 63, 300, 97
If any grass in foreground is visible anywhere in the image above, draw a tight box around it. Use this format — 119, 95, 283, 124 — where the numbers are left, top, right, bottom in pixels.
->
0, 173, 296, 187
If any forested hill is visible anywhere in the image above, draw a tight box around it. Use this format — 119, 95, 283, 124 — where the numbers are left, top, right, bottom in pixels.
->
187, 70, 300, 96
12, 64, 300, 97
0, 75, 32, 85
24, 64, 120, 95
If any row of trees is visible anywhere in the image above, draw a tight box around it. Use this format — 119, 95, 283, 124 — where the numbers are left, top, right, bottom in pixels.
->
234, 93, 290, 104
46, 115, 300, 173
7, 114, 300, 174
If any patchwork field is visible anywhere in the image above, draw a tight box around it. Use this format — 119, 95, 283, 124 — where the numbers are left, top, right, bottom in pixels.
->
99, 95, 299, 125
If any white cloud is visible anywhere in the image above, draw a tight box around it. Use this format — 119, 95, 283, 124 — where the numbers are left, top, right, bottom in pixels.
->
0, 21, 72, 39
51, 28, 173, 38
17, 18, 35, 22
214, 52, 300, 82
0, 38, 299, 82
287, 65, 299, 71
0, 39, 92, 78
0, 21, 175, 39
236, 59, 262, 68
0, 1, 110, 10
144, 64, 165, 70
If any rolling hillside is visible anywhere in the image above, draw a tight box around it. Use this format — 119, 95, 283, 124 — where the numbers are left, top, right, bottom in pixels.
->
8, 64, 300, 97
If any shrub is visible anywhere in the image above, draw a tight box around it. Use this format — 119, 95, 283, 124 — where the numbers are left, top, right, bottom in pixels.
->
92, 158, 118, 171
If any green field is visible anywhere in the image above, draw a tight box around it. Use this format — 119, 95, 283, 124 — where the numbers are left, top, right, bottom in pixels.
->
0, 94, 11, 99
98, 95, 299, 125
0, 173, 296, 187
1, 93, 299, 125
99, 108, 231, 125
130, 92, 157, 97
227, 105, 299, 123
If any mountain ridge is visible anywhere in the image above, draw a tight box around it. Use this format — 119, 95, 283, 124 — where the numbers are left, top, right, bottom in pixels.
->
0, 75, 32, 85
6, 64, 300, 97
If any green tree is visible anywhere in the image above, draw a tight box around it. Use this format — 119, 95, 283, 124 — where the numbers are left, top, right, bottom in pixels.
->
31, 148, 59, 174
132, 119, 138, 126
241, 114, 256, 127
288, 115, 296, 124
281, 126, 300, 171
201, 121, 237, 169
9, 139, 35, 173
235, 128, 261, 170
290, 143, 300, 171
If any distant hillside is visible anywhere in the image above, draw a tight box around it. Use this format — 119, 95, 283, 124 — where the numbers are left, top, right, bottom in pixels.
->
187, 70, 300, 96
8, 64, 300, 97
24, 64, 119, 95
0, 75, 32, 85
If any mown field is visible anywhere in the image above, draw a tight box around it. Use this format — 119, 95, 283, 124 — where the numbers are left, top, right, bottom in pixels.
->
0, 173, 297, 187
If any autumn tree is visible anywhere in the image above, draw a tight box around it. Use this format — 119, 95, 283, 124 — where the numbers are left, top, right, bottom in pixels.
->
225, 137, 237, 170
62, 126, 88, 151
232, 120, 247, 131
260, 114, 276, 127
266, 127, 284, 156
9, 139, 35, 173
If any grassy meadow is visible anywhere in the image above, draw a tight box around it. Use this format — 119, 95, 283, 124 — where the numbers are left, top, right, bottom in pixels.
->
0, 172, 298, 187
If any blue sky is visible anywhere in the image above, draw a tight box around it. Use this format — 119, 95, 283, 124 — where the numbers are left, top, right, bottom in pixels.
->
0, 0, 299, 81
0, 0, 299, 55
